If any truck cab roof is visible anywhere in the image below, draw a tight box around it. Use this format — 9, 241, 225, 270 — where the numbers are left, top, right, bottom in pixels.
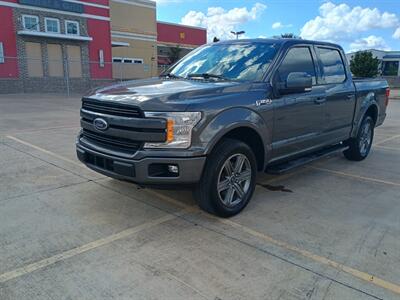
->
214, 38, 344, 51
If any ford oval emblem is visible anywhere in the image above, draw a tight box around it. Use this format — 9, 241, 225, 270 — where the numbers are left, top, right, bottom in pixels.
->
93, 118, 108, 131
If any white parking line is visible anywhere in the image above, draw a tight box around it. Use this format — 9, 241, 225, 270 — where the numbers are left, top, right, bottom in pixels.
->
0, 209, 192, 284
374, 134, 400, 146
6, 135, 82, 168
5, 134, 400, 294
375, 145, 400, 151
310, 166, 400, 187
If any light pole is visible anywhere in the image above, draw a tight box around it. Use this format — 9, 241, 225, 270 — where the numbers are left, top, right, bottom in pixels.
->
231, 31, 245, 40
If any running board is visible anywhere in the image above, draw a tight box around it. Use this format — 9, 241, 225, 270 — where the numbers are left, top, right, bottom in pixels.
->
265, 144, 348, 175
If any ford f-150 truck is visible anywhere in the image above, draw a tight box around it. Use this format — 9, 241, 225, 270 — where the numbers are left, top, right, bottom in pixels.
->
77, 39, 390, 217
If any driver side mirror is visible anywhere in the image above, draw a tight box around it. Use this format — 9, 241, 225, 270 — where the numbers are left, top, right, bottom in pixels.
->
279, 72, 312, 94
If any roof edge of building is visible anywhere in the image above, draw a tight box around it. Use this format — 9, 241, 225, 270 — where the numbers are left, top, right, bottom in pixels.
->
157, 21, 206, 31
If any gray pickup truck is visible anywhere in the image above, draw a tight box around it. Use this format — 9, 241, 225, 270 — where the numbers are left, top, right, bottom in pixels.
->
77, 38, 390, 217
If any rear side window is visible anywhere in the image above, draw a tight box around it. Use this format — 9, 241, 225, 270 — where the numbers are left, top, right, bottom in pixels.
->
317, 47, 346, 84
277, 47, 317, 85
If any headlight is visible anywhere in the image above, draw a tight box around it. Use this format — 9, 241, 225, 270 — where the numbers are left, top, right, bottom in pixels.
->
144, 112, 202, 149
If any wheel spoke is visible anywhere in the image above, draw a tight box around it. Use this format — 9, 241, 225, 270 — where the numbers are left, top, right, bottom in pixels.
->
224, 187, 235, 205
234, 155, 245, 173
224, 160, 234, 175
218, 179, 230, 192
233, 182, 245, 198
236, 170, 251, 183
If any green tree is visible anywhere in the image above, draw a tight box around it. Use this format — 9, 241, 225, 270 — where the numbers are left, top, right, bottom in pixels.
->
280, 33, 300, 39
350, 51, 379, 78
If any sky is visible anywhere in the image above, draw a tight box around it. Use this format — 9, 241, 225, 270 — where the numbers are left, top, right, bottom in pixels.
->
154, 0, 400, 53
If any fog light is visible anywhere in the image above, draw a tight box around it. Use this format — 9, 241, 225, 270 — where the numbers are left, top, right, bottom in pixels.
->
168, 165, 179, 174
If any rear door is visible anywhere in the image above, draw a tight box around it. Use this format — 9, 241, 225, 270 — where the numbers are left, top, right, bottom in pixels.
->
271, 45, 326, 159
315, 46, 356, 143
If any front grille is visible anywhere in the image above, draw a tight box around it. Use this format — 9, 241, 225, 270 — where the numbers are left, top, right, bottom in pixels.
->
81, 129, 142, 153
82, 99, 142, 118
80, 99, 165, 156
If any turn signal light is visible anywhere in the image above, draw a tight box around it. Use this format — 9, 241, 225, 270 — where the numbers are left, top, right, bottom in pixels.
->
167, 119, 174, 142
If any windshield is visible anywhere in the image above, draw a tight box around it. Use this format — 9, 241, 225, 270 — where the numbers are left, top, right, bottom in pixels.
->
168, 42, 280, 82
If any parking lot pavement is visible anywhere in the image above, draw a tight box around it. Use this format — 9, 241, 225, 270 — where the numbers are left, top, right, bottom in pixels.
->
1, 94, 400, 300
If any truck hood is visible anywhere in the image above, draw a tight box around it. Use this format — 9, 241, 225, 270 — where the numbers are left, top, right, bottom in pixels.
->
85, 78, 250, 111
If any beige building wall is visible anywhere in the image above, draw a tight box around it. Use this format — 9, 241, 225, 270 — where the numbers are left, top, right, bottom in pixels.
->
110, 0, 156, 36
110, 0, 157, 79
111, 38, 157, 79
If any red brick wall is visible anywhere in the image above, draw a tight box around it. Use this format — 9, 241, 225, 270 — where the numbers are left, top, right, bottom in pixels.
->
87, 19, 112, 79
157, 22, 207, 46
0, 7, 18, 78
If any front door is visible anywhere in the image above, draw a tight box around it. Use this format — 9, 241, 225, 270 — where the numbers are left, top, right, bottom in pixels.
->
271, 46, 326, 160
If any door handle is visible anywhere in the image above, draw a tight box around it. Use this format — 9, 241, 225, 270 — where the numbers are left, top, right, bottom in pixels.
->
314, 97, 326, 104
346, 95, 355, 100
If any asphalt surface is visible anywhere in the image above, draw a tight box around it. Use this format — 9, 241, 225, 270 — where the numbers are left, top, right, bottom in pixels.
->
0, 94, 400, 300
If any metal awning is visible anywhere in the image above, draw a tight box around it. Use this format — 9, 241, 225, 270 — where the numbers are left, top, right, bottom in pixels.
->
18, 30, 93, 41
112, 41, 130, 47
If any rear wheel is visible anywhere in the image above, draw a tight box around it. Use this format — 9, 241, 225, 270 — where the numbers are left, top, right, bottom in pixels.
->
194, 138, 257, 217
343, 115, 374, 161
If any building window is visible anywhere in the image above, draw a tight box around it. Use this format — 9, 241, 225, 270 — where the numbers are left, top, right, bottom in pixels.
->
113, 57, 144, 64
382, 61, 399, 76
65, 20, 79, 35
0, 43, 4, 63
45, 18, 60, 33
22, 15, 39, 31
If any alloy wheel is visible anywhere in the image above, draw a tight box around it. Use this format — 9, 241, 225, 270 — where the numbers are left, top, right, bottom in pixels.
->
217, 153, 252, 207
359, 120, 372, 156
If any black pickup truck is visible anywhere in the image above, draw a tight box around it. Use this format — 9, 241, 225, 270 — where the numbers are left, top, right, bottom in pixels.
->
77, 38, 390, 217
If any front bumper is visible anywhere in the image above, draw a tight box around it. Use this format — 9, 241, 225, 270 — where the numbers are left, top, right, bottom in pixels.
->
76, 143, 206, 185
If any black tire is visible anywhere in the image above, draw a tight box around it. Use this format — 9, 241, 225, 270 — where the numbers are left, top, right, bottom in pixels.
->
193, 138, 257, 218
343, 115, 374, 161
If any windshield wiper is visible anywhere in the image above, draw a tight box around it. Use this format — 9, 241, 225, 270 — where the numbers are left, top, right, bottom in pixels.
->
160, 73, 183, 79
187, 73, 230, 81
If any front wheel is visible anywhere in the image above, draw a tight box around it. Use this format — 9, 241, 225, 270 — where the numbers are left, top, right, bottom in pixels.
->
194, 138, 257, 217
343, 115, 374, 161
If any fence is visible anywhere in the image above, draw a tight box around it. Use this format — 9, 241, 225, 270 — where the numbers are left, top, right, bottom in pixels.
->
0, 56, 163, 95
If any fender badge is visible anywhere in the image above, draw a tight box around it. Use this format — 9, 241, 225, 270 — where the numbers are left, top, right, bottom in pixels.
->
255, 99, 272, 106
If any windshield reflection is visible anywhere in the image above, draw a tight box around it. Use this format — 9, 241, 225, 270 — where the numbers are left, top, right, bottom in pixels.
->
169, 42, 280, 82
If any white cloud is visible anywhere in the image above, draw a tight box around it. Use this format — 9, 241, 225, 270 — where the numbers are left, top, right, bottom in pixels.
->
272, 22, 283, 29
349, 35, 391, 52
394, 28, 400, 39
271, 22, 292, 29
300, 2, 399, 42
180, 3, 267, 41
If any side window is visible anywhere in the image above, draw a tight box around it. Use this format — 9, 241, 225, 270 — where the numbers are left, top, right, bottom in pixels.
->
277, 47, 316, 85
317, 47, 346, 84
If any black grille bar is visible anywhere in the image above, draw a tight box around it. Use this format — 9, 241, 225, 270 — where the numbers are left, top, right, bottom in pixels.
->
82, 99, 142, 118
80, 119, 166, 142
80, 109, 166, 130
82, 129, 141, 150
